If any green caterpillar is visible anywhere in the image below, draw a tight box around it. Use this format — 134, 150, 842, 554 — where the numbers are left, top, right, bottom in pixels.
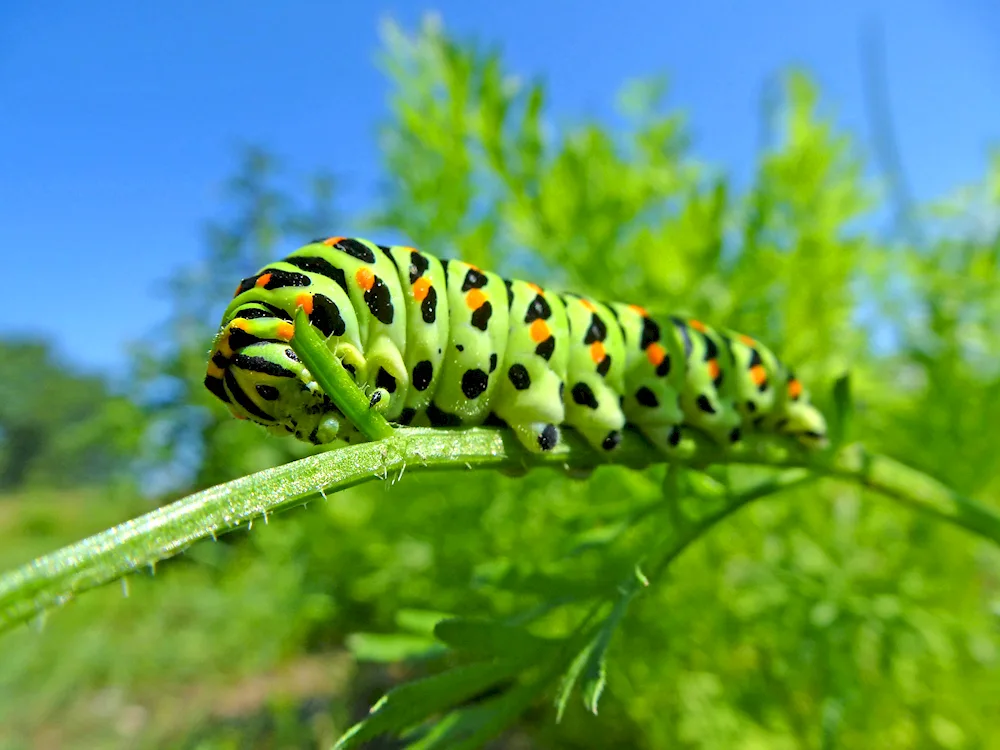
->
205, 236, 827, 453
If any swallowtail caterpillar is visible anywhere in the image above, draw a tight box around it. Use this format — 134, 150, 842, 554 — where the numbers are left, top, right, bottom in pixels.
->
205, 237, 827, 454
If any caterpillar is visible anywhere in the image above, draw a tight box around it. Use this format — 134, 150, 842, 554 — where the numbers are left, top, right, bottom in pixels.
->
204, 237, 827, 454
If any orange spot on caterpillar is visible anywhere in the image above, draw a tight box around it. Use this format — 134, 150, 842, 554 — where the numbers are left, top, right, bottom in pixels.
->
527, 282, 544, 295
277, 322, 295, 341
581, 298, 597, 311
206, 363, 223, 378
739, 334, 756, 347
233, 283, 243, 298
749, 364, 767, 386
788, 378, 803, 400
590, 340, 606, 364
412, 277, 431, 302
322, 236, 344, 246
529, 318, 550, 342
355, 267, 375, 291
232, 319, 250, 331
296, 293, 313, 315
255, 273, 272, 288
629, 304, 649, 317
706, 358, 720, 381
646, 343, 666, 367
466, 288, 487, 310
689, 319, 707, 333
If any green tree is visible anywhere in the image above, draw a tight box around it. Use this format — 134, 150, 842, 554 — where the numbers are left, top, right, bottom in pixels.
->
0, 339, 141, 491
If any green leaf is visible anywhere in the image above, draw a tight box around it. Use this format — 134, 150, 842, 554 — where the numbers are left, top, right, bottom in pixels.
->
554, 567, 647, 721
580, 644, 607, 716
566, 520, 631, 556
829, 372, 853, 448
554, 634, 594, 723
661, 464, 684, 503
334, 660, 522, 749
580, 607, 625, 713
405, 678, 545, 750
581, 571, 642, 715
433, 618, 558, 664
345, 632, 445, 663
474, 564, 617, 602
685, 469, 729, 500
289, 307, 395, 441
396, 608, 453, 636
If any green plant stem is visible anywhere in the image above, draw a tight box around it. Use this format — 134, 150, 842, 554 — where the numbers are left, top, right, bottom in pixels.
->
821, 446, 1000, 541
291, 307, 395, 441
0, 428, 996, 634
646, 469, 817, 583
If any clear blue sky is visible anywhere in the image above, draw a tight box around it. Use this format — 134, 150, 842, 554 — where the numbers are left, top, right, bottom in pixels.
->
1, 1, 997, 376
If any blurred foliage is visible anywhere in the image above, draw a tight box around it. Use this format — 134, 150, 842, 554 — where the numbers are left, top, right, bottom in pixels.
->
0, 339, 142, 492
2, 16, 1000, 749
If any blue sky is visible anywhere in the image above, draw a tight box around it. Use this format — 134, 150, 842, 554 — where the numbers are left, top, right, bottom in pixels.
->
1, 1, 997, 377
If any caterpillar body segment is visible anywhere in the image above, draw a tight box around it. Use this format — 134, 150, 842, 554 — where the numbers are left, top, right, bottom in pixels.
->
205, 237, 828, 453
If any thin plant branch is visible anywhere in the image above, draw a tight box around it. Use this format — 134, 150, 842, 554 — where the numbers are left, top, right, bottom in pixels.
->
0, 425, 997, 634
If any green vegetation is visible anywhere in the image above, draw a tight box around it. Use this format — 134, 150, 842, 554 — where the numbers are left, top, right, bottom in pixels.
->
0, 340, 142, 492
2, 18, 999, 749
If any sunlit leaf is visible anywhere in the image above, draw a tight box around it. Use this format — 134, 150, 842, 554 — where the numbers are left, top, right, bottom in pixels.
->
396, 608, 455, 636
829, 372, 853, 448
335, 660, 523, 749
581, 581, 637, 715
405, 679, 545, 750
554, 631, 595, 723
433, 618, 559, 664
345, 632, 445, 663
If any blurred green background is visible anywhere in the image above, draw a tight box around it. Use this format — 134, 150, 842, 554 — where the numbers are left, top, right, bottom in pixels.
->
2, 13, 1000, 750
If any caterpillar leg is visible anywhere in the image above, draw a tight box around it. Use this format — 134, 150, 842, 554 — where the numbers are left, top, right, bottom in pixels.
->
563, 376, 627, 454
678, 390, 743, 445
361, 335, 409, 421
560, 296, 628, 455
492, 357, 566, 454
771, 375, 829, 447
621, 375, 686, 455
509, 421, 562, 453
335, 421, 368, 445
367, 388, 392, 415
634, 423, 684, 453
671, 319, 743, 445
332, 341, 368, 384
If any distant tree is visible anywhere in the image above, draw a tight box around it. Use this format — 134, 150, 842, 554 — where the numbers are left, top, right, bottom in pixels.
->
0, 339, 142, 491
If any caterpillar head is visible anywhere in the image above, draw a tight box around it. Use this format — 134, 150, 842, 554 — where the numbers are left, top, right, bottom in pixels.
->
776, 400, 828, 449
204, 329, 343, 446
